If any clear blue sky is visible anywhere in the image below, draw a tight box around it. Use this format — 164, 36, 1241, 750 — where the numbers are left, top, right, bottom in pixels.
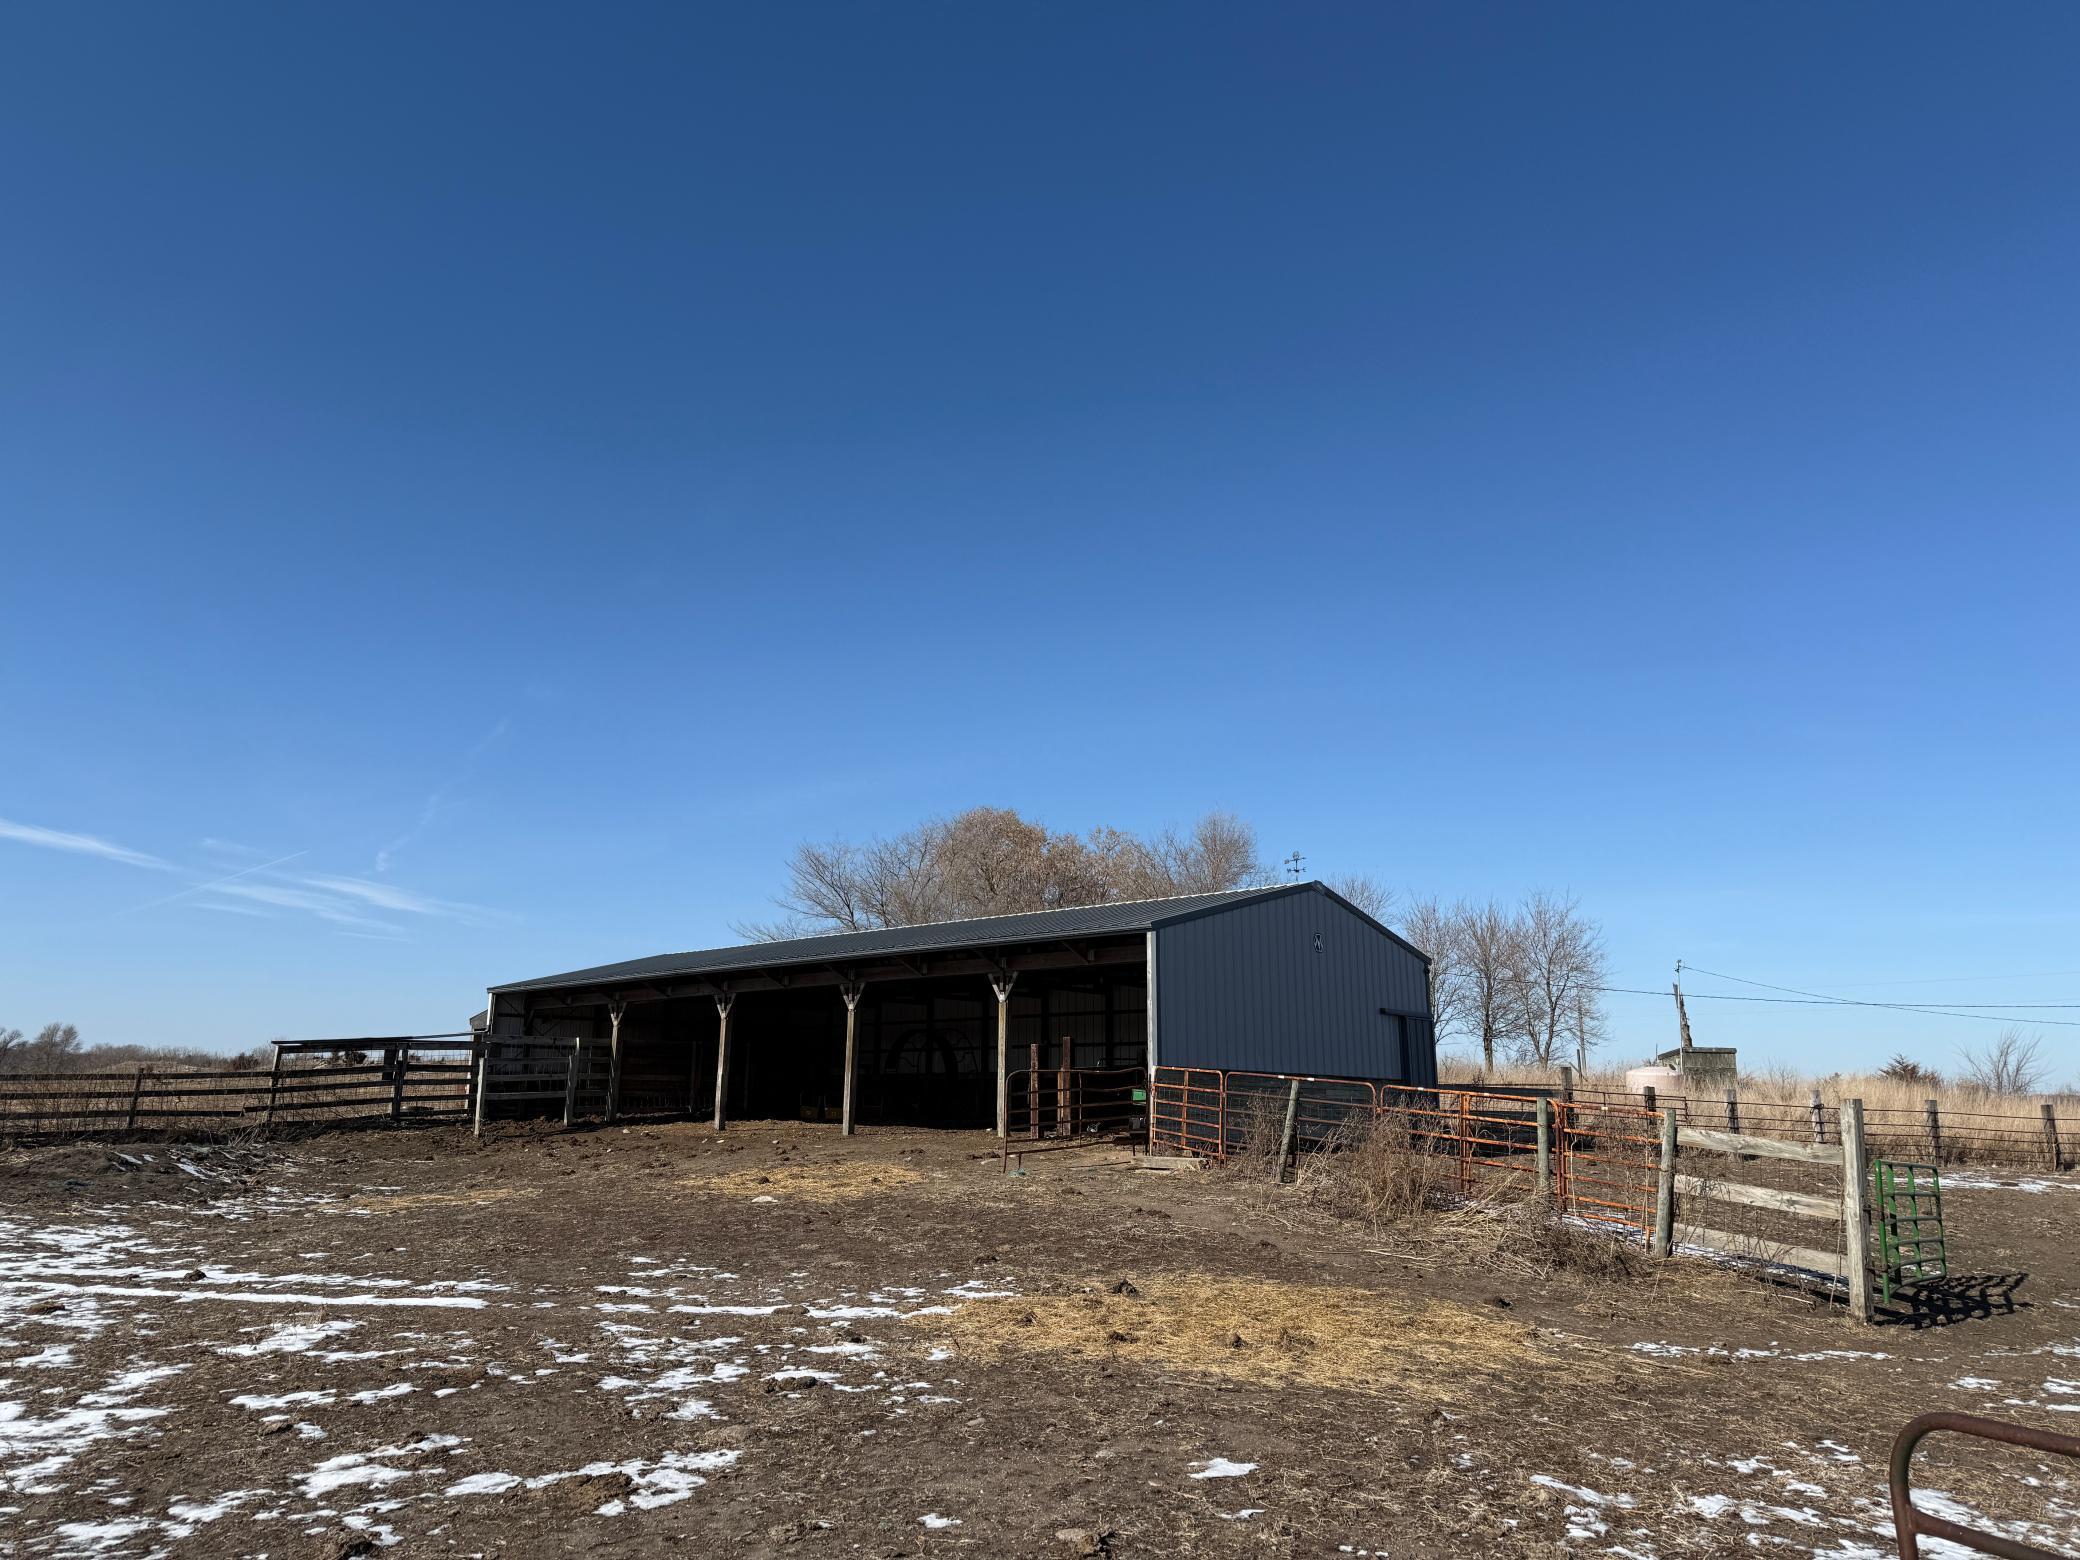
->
3, 4, 2076, 1076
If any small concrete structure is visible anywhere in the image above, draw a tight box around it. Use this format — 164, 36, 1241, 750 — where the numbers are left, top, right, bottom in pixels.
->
1658, 1045, 1738, 1090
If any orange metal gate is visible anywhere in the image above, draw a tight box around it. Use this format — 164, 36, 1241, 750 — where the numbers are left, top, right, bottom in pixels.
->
1149, 1066, 1659, 1239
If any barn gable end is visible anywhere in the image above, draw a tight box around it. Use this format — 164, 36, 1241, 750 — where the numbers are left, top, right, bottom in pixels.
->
1152, 883, 1436, 1085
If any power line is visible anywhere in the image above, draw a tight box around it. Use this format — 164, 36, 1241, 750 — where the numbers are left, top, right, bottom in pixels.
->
1682, 964, 2080, 1013
1593, 983, 2080, 1029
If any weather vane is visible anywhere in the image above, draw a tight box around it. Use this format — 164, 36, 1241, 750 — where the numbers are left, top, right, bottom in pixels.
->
1285, 851, 1305, 880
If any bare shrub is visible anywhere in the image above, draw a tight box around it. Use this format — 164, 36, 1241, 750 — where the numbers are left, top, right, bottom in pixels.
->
1293, 1111, 1452, 1228
1960, 1029, 2048, 1097
1225, 1091, 1293, 1178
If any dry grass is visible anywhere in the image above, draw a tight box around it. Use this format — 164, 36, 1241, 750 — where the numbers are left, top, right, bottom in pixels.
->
907, 1272, 1603, 1397
1231, 1115, 1654, 1284
1439, 1058, 2076, 1165
1285, 1112, 1453, 1227
680, 1163, 925, 1204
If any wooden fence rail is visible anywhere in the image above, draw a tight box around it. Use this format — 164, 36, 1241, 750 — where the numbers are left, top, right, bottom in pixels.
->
0, 1037, 477, 1138
1566, 1085, 2071, 1170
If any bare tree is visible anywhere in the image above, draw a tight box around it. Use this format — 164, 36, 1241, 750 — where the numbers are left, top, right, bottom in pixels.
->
1456, 901, 1525, 1076
1510, 892, 1606, 1068
1128, 812, 1264, 897
1399, 896, 1464, 1044
740, 808, 1265, 938
1960, 1028, 2048, 1096
1326, 874, 1394, 921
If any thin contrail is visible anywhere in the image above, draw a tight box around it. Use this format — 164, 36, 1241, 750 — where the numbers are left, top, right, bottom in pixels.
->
117, 850, 310, 916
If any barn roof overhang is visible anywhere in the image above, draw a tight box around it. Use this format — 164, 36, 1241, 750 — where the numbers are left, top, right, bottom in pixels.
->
489, 880, 1429, 1011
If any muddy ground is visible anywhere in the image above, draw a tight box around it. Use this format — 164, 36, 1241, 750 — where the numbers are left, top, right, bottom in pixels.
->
1, 1119, 2076, 1558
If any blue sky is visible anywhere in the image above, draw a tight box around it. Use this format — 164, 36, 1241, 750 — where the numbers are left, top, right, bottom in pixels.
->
2, 4, 2076, 1075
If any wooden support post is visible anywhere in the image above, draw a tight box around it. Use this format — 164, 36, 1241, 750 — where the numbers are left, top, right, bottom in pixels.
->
126, 1067, 145, 1133
563, 1038, 581, 1127
389, 1046, 406, 1123
990, 971, 1017, 1139
839, 979, 865, 1137
1840, 1097, 1872, 1322
1027, 1042, 1041, 1140
266, 1050, 284, 1129
1276, 1078, 1301, 1182
605, 1002, 626, 1125
1535, 1096, 1553, 1201
1724, 1087, 1741, 1136
1641, 1082, 1657, 1115
471, 1042, 489, 1138
711, 993, 736, 1132
1057, 1037, 1073, 1137
1652, 1106, 1678, 1259
1925, 1097, 1942, 1162
1810, 1088, 1827, 1146
2043, 1101, 2065, 1173
1559, 1065, 1575, 1105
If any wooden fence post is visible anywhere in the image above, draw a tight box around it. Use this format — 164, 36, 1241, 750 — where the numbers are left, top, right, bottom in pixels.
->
2043, 1102, 2065, 1173
125, 1068, 145, 1133
1924, 1097, 1942, 1162
266, 1050, 284, 1130
1840, 1097, 1872, 1322
563, 1039, 581, 1128
1276, 1078, 1301, 1182
1535, 1097, 1553, 1201
1027, 1042, 1041, 1140
1724, 1087, 1741, 1136
1559, 1065, 1575, 1105
1651, 1107, 1678, 1258
389, 1046, 405, 1123
1810, 1089, 1827, 1146
1057, 1037, 1073, 1138
471, 1042, 490, 1138
1642, 1083, 1657, 1115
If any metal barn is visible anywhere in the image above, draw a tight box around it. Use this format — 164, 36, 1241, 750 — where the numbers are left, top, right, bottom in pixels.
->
477, 880, 1435, 1134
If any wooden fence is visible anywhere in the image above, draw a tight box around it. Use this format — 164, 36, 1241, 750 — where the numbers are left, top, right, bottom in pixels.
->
1660, 1101, 1873, 1321
1568, 1083, 2072, 1170
0, 1036, 477, 1137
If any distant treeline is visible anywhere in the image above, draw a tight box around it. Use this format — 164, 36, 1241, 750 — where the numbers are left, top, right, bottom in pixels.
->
0, 1023, 272, 1077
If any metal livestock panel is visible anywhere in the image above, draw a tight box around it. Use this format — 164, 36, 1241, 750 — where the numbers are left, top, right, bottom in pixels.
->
1151, 884, 1436, 1084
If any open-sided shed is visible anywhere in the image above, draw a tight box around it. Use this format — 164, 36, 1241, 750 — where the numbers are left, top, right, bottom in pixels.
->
479, 880, 1435, 1133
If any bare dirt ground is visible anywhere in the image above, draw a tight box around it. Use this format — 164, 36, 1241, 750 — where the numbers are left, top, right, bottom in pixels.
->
2, 1119, 2077, 1559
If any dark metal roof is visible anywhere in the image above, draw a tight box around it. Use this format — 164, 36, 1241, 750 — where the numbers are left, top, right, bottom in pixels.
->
493, 884, 1305, 995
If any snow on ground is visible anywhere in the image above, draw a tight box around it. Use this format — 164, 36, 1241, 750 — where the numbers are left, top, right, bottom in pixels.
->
1941, 1173, 2077, 1193
0, 1193, 990, 1555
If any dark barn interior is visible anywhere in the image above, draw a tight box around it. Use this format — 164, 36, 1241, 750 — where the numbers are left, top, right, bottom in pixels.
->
512, 966, 1147, 1130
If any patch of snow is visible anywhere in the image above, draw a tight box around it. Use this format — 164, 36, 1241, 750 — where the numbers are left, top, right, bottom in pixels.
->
217, 1319, 361, 1356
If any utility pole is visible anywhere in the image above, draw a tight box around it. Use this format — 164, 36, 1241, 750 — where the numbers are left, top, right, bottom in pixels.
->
1673, 959, 1695, 1054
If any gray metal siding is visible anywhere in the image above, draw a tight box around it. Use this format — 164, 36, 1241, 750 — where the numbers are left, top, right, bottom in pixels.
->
1153, 886, 1436, 1085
